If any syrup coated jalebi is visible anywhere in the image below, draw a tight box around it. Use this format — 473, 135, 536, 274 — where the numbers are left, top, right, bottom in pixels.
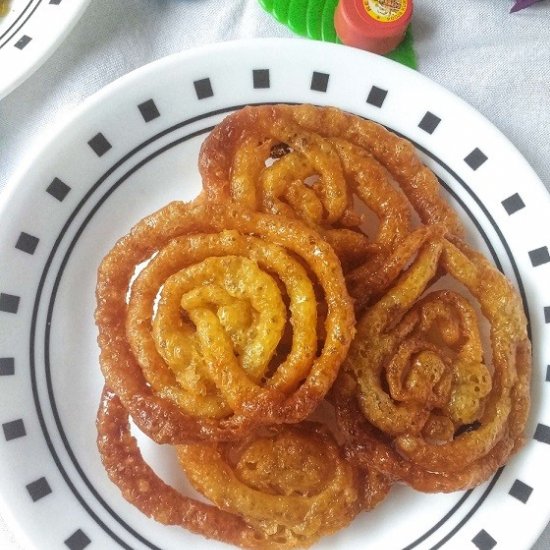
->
97, 388, 258, 548
95, 103, 531, 549
334, 232, 531, 492
98, 386, 391, 548
177, 422, 361, 548
95, 199, 355, 443
199, 104, 464, 308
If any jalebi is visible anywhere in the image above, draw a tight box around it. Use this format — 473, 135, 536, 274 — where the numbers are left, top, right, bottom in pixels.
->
95, 198, 355, 443
199, 104, 464, 308
97, 388, 385, 549
177, 422, 361, 548
334, 232, 531, 492
94, 103, 531, 549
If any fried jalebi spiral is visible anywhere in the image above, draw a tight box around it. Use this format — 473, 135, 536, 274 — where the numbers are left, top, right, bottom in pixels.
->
95, 103, 532, 548
95, 199, 355, 444
177, 422, 361, 548
334, 232, 531, 492
199, 104, 463, 303
97, 388, 369, 548
96, 387, 259, 548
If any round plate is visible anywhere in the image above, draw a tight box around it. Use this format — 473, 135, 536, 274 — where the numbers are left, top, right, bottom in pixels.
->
0, 38, 549, 550
0, 0, 91, 99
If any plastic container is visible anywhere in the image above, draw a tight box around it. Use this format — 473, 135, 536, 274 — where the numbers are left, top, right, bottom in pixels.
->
335, 0, 413, 54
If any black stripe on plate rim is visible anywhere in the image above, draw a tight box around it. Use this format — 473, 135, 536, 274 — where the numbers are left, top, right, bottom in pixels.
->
0, 0, 42, 50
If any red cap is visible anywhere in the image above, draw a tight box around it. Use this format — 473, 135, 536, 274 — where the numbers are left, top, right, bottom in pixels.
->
335, 0, 413, 54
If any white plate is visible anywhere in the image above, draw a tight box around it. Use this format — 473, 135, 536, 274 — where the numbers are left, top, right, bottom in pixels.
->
0, 0, 90, 99
0, 38, 549, 550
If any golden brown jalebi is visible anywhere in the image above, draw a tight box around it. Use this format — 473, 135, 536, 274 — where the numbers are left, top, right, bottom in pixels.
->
95, 103, 531, 548
177, 422, 361, 548
95, 198, 355, 444
97, 387, 387, 549
96, 387, 258, 548
334, 231, 531, 492
199, 104, 464, 306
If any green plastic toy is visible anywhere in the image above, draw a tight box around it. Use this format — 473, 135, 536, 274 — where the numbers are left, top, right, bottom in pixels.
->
258, 0, 417, 70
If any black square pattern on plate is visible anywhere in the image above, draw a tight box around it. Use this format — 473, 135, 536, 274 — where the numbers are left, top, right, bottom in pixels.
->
14, 35, 32, 50
545, 306, 550, 324
0, 293, 20, 314
49, 0, 62, 4
138, 99, 160, 122
15, 232, 39, 255
418, 111, 441, 134
472, 529, 496, 550
3, 419, 26, 441
534, 423, 550, 444
546, 364, 550, 382
64, 529, 91, 550
46, 177, 71, 201
194, 78, 213, 99
509, 479, 533, 503
253, 69, 270, 89
26, 477, 52, 502
0, 358, 15, 376
88, 133, 112, 157
366, 86, 388, 108
464, 148, 488, 170
310, 71, 329, 92
528, 246, 550, 267
501, 193, 525, 215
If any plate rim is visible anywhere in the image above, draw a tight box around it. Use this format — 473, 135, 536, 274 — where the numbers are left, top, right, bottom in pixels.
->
0, 0, 92, 99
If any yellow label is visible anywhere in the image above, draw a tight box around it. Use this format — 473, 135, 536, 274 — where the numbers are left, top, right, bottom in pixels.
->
363, 0, 408, 22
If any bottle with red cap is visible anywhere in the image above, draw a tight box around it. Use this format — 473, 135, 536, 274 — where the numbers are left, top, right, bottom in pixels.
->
335, 0, 413, 55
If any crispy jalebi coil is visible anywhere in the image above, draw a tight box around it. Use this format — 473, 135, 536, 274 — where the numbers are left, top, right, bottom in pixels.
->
199, 104, 463, 280
98, 388, 377, 548
346, 223, 448, 310
95, 199, 355, 444
334, 233, 531, 492
96, 387, 260, 548
176, 422, 361, 548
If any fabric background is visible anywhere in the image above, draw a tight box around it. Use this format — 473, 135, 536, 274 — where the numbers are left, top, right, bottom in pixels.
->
0, 0, 549, 548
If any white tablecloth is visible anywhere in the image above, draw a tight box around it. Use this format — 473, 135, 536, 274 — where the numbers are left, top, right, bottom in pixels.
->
0, 1, 549, 548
